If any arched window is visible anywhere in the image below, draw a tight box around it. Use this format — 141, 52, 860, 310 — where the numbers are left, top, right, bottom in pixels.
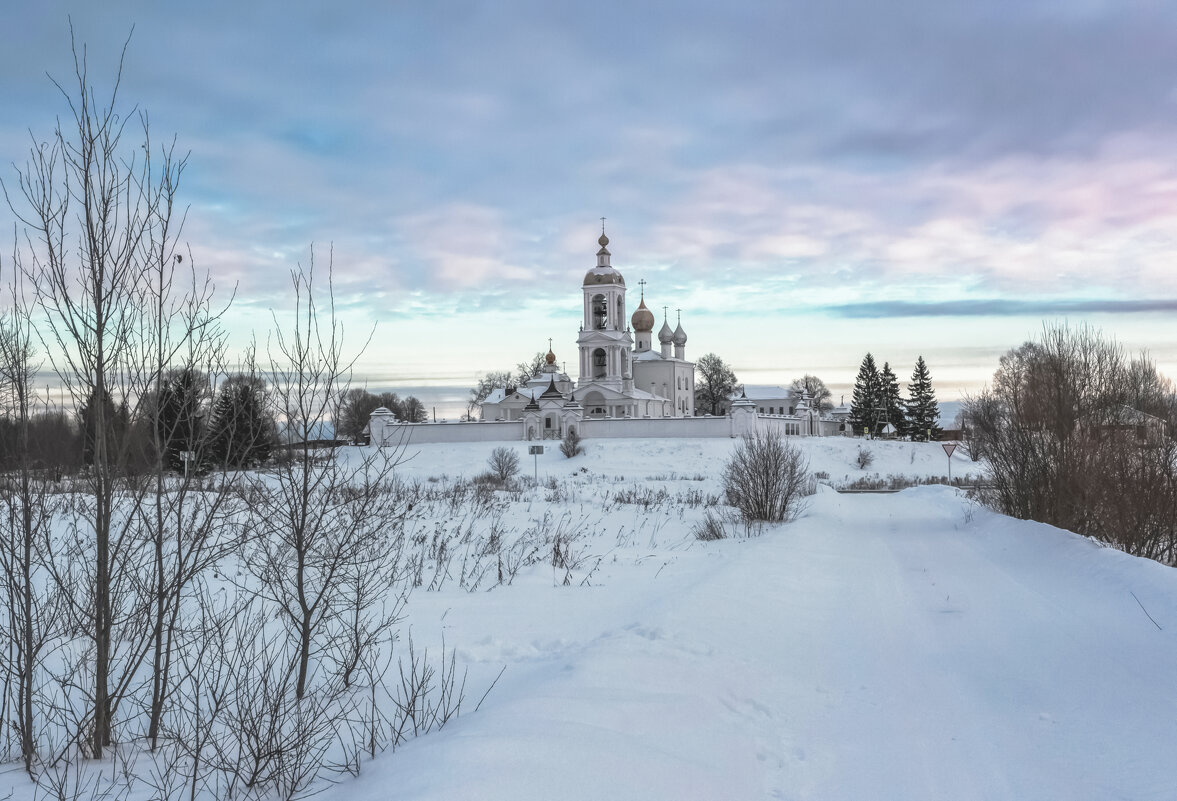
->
592, 294, 608, 329
593, 348, 607, 379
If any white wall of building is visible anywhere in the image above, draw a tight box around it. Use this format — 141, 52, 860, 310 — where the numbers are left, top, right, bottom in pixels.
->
372, 419, 524, 446
373, 411, 851, 447
579, 416, 734, 439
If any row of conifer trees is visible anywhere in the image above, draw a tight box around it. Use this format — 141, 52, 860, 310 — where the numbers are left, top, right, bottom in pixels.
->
849, 354, 941, 440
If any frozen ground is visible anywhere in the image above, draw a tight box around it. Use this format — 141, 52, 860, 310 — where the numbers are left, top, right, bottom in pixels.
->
379, 432, 980, 487
4, 437, 1172, 800
319, 437, 1177, 801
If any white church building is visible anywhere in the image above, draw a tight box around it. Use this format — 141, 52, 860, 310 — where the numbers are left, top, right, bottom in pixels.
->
478, 230, 694, 431
368, 228, 852, 445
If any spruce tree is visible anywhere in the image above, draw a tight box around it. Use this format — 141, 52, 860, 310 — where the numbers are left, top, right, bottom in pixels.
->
880, 361, 906, 437
849, 353, 881, 436
79, 389, 126, 467
156, 368, 207, 472
208, 374, 274, 468
906, 355, 941, 441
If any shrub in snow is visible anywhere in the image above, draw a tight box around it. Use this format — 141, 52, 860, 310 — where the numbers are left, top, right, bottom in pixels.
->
560, 427, 585, 458
723, 430, 812, 523
487, 446, 520, 482
856, 446, 874, 470
964, 322, 1177, 562
693, 508, 729, 541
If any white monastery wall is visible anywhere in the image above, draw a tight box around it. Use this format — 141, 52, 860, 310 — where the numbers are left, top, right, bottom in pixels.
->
374, 420, 523, 445
372, 411, 850, 446
579, 415, 733, 439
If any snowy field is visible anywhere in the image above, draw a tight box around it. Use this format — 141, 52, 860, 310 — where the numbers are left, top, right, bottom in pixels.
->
315, 437, 1177, 801
5, 437, 1175, 800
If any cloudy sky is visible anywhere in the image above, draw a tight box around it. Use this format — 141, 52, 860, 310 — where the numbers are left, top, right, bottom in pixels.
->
3, 1, 1176, 411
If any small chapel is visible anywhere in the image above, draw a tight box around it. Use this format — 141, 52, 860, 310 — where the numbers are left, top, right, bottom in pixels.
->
479, 229, 696, 437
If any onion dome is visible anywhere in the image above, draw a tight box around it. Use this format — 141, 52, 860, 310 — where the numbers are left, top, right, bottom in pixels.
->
672, 322, 687, 346
631, 298, 654, 332
658, 318, 674, 344
545, 348, 556, 365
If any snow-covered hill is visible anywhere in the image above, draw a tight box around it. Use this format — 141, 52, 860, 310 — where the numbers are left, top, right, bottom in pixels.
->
321, 438, 1177, 801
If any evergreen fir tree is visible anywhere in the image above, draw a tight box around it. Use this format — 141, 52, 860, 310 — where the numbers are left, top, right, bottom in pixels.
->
156, 368, 207, 472
208, 374, 275, 468
849, 353, 881, 436
906, 355, 941, 441
79, 388, 126, 467
879, 362, 906, 437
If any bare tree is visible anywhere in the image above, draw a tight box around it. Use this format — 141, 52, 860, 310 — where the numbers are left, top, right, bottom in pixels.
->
0, 244, 67, 773
965, 322, 1177, 562
335, 388, 380, 442
467, 370, 514, 419
4, 28, 241, 760
722, 430, 812, 523
790, 374, 834, 413
487, 447, 520, 482
2, 29, 183, 757
515, 351, 546, 386
245, 252, 407, 700
695, 353, 738, 416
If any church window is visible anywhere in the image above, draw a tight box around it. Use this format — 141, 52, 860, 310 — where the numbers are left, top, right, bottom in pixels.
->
544, 417, 551, 429
593, 348, 607, 379
592, 294, 608, 329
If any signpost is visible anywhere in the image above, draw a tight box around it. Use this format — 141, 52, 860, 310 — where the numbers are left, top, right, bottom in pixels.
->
180, 450, 197, 480
529, 444, 544, 483
941, 442, 958, 483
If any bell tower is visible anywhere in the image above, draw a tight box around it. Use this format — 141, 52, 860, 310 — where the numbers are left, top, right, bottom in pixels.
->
576, 222, 633, 391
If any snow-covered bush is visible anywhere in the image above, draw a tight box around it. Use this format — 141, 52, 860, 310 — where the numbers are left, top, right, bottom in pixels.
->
723, 430, 812, 523
856, 446, 874, 470
487, 447, 520, 482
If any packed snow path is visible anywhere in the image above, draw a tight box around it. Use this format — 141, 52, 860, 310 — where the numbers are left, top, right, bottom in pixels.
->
339, 485, 1177, 801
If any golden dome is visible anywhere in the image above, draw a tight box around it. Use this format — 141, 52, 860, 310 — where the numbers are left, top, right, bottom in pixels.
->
545, 348, 556, 365
631, 298, 655, 332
